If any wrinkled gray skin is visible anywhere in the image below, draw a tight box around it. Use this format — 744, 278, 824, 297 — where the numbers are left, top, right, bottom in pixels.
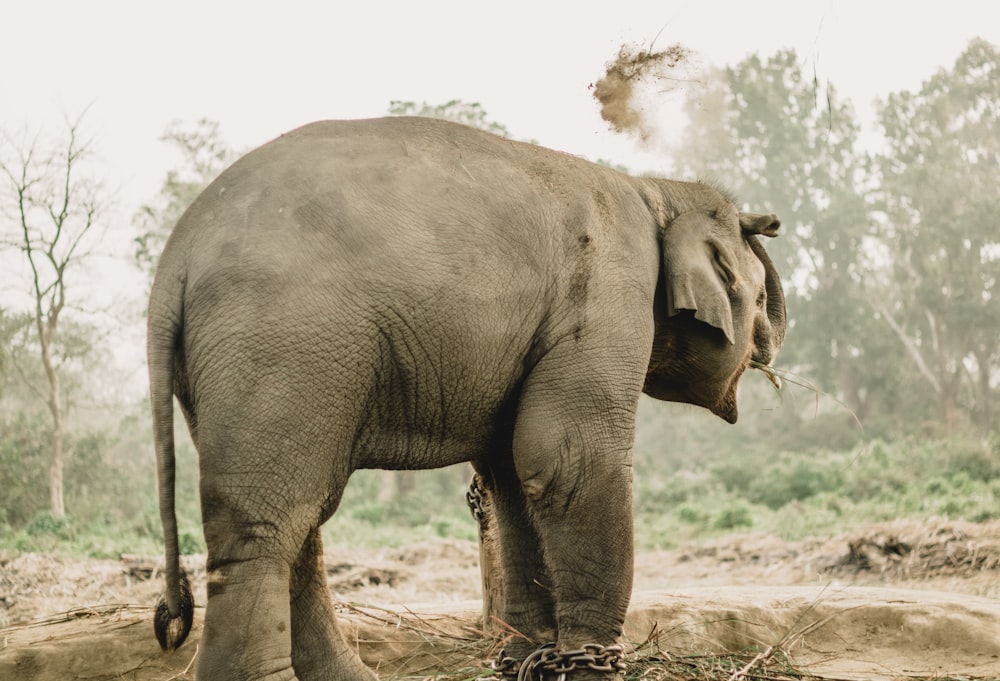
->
149, 116, 785, 681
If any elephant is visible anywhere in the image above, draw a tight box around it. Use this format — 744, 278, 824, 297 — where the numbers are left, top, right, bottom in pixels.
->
148, 115, 786, 681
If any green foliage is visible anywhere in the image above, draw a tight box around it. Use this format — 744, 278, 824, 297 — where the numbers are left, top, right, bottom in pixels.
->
675, 39, 1000, 441
178, 531, 205, 555
713, 502, 754, 530
875, 38, 1000, 434
23, 509, 71, 538
134, 118, 239, 278
745, 456, 845, 510
2, 409, 996, 556
630, 435, 1000, 549
388, 99, 511, 137
0, 412, 50, 527
322, 469, 478, 549
0, 404, 205, 558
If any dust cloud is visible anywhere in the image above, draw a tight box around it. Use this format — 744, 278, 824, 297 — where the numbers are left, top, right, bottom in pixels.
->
592, 43, 699, 144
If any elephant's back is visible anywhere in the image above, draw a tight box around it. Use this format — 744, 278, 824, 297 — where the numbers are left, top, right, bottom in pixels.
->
170, 117, 576, 301
167, 115, 559, 351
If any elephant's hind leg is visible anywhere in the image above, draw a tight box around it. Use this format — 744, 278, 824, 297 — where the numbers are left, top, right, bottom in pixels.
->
195, 444, 336, 680
290, 527, 377, 681
196, 516, 301, 681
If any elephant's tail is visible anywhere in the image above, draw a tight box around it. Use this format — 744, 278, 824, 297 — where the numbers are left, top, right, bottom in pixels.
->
148, 271, 194, 652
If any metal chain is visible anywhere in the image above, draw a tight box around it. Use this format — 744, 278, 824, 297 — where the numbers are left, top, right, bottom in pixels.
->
492, 643, 627, 681
491, 647, 526, 679
466, 476, 487, 529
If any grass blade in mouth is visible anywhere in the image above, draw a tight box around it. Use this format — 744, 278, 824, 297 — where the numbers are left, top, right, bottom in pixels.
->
749, 360, 782, 390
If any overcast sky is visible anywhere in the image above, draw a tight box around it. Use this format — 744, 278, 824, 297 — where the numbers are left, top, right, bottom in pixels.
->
2, 1, 998, 389
5, 0, 998, 211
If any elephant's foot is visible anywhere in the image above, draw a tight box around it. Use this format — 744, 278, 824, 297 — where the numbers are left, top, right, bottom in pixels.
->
293, 649, 377, 681
493, 642, 627, 681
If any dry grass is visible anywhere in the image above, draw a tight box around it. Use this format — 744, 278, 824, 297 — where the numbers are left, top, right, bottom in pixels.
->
0, 601, 987, 681
5, 524, 999, 681
343, 597, 989, 681
825, 518, 1000, 580
320, 603, 823, 681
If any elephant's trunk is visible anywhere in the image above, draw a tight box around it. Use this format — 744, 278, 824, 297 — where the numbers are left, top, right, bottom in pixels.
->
748, 235, 786, 356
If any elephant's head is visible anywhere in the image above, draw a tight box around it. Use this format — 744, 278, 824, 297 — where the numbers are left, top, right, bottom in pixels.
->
643, 197, 785, 423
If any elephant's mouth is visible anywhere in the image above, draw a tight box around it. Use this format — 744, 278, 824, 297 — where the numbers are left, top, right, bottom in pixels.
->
709, 368, 743, 424
703, 361, 782, 424
642, 364, 743, 424
749, 360, 782, 390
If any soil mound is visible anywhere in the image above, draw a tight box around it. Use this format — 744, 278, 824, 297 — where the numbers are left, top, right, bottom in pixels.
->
824, 517, 1000, 580
3, 522, 999, 680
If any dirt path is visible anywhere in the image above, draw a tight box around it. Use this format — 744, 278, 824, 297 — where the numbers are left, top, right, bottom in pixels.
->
2, 519, 999, 680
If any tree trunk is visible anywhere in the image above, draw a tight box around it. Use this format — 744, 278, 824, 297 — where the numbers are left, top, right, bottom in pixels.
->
49, 420, 65, 519
836, 351, 867, 425
39, 319, 66, 519
467, 474, 503, 631
377, 470, 418, 505
377, 470, 396, 506
5, 115, 102, 523
975, 350, 994, 436
940, 371, 962, 437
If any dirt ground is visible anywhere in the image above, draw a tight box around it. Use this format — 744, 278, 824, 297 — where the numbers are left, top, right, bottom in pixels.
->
2, 518, 1000, 680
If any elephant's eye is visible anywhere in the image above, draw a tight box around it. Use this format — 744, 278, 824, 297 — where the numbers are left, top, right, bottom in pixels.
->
756, 289, 766, 308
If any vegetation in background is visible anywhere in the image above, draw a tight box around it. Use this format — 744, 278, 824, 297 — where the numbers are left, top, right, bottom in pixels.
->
1, 41, 998, 557
387, 99, 511, 138
0, 114, 110, 520
133, 118, 239, 279
874, 38, 1000, 434
674, 40, 999, 439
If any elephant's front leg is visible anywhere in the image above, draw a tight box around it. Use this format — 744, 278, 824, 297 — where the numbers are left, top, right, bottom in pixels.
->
509, 368, 638, 679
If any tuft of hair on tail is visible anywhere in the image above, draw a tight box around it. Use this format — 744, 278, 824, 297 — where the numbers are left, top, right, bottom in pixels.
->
154, 570, 194, 651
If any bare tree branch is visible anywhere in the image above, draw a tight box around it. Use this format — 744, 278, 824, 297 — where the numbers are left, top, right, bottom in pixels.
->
0, 113, 107, 519
876, 304, 942, 394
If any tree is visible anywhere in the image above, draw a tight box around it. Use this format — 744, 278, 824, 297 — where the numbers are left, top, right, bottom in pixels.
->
674, 52, 893, 433
388, 99, 511, 137
0, 115, 108, 518
875, 38, 1000, 435
135, 118, 237, 278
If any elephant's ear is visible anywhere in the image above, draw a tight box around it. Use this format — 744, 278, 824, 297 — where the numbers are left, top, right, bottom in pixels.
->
660, 212, 736, 344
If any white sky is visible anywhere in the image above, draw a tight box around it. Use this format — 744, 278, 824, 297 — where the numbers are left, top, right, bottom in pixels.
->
2, 0, 998, 394
5, 0, 998, 209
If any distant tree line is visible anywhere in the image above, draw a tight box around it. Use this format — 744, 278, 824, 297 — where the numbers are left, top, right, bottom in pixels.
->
0, 39, 995, 541
674, 38, 999, 439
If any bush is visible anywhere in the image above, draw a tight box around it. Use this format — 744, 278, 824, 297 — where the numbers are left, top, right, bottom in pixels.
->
24, 510, 72, 539
178, 531, 204, 555
745, 455, 843, 510
713, 502, 754, 530
944, 440, 1000, 482
635, 469, 721, 513
0, 413, 50, 527
676, 504, 709, 526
